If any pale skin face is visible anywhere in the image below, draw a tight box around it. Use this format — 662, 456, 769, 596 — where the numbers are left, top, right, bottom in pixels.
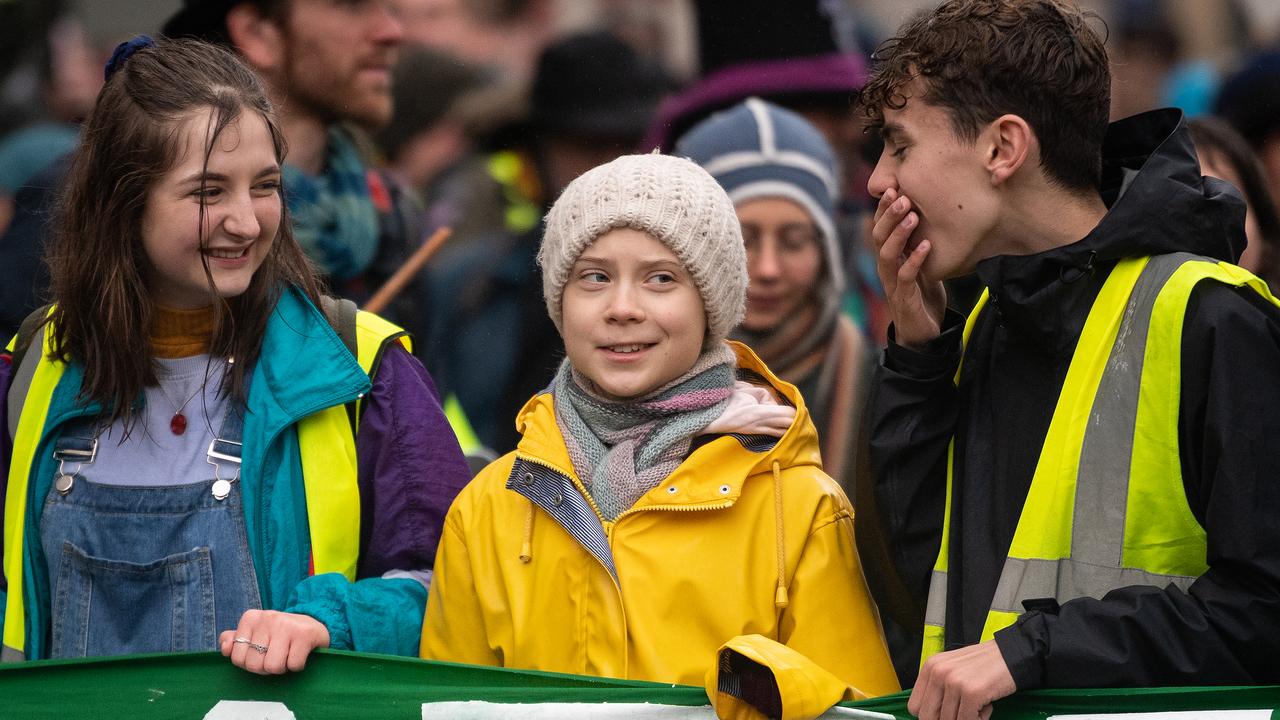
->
141, 107, 282, 309
867, 93, 1002, 283
561, 228, 707, 401
737, 197, 824, 333
864, 92, 981, 351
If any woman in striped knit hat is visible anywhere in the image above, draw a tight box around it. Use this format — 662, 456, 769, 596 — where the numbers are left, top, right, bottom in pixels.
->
677, 97, 870, 494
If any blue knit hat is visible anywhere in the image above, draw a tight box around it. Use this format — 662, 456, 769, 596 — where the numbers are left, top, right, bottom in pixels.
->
675, 97, 844, 295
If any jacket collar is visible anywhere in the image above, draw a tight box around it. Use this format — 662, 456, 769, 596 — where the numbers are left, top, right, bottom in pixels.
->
510, 341, 823, 511
244, 287, 371, 430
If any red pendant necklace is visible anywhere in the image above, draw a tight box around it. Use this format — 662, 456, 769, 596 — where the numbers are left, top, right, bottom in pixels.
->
156, 358, 232, 436
157, 382, 203, 436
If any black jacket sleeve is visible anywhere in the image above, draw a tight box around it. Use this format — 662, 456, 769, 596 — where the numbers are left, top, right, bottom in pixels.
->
869, 310, 966, 611
996, 282, 1280, 688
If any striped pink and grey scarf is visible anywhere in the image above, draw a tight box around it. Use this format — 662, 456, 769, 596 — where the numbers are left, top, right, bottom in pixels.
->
553, 343, 737, 520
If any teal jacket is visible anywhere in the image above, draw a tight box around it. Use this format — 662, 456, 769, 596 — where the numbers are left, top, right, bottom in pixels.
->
2, 288, 466, 659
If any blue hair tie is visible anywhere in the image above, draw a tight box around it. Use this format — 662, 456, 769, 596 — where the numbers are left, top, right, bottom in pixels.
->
104, 35, 156, 81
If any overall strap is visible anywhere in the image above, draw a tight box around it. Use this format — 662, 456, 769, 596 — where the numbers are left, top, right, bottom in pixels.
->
207, 401, 246, 494
45, 417, 97, 499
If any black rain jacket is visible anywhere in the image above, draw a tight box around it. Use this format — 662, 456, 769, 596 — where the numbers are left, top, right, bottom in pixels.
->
870, 108, 1280, 689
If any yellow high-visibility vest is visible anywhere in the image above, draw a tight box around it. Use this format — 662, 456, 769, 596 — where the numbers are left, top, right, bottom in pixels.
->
921, 253, 1280, 664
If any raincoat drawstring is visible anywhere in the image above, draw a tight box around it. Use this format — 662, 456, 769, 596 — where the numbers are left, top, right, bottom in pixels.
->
520, 498, 535, 563
773, 460, 789, 609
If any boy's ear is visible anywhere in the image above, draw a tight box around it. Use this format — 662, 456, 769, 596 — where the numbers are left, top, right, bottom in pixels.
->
984, 114, 1033, 186
226, 3, 285, 75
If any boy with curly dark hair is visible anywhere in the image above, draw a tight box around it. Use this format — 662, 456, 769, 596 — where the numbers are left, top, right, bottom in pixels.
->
862, 1, 1280, 718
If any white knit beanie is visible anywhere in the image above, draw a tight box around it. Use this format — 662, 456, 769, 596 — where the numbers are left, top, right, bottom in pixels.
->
540, 153, 747, 346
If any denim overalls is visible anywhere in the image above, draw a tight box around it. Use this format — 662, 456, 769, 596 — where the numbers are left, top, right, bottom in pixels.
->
38, 405, 261, 658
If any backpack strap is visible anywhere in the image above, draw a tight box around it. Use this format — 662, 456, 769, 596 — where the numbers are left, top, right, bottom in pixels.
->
318, 295, 359, 358
6, 306, 52, 443
318, 295, 362, 436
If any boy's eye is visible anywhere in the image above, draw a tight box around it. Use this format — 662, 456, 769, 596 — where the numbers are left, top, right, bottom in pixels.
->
580, 271, 608, 283
649, 272, 676, 284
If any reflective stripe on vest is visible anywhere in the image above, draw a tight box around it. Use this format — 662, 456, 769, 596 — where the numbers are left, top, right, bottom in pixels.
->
920, 254, 1279, 665
3, 309, 405, 660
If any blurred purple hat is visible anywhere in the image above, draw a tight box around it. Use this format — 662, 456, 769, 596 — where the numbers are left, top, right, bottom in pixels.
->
644, 0, 869, 151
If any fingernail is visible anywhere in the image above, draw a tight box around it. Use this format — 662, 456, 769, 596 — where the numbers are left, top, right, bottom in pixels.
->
895, 197, 907, 211
902, 213, 916, 227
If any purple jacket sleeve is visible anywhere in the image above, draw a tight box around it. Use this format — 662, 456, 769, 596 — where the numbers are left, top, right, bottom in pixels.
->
353, 343, 470, 578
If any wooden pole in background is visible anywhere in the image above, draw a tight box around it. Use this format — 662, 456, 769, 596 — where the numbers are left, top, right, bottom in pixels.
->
362, 227, 453, 314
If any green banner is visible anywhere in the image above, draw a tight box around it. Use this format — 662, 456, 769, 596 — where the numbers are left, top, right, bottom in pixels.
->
1, 650, 1278, 719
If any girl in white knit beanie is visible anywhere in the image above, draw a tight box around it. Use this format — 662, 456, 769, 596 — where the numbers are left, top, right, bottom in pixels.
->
422, 153, 899, 703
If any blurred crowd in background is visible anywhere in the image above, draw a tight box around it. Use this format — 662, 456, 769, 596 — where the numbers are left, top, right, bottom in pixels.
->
5, 0, 1280, 464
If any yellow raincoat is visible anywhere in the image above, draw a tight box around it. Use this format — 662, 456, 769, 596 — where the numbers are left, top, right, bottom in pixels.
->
421, 343, 898, 697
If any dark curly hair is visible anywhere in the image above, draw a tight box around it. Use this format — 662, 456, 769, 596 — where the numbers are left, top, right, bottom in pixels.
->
859, 0, 1111, 193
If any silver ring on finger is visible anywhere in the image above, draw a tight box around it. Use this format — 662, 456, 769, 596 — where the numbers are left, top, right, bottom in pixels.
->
233, 637, 269, 654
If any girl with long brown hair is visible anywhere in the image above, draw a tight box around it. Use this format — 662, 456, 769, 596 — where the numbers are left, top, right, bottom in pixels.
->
1, 37, 469, 673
